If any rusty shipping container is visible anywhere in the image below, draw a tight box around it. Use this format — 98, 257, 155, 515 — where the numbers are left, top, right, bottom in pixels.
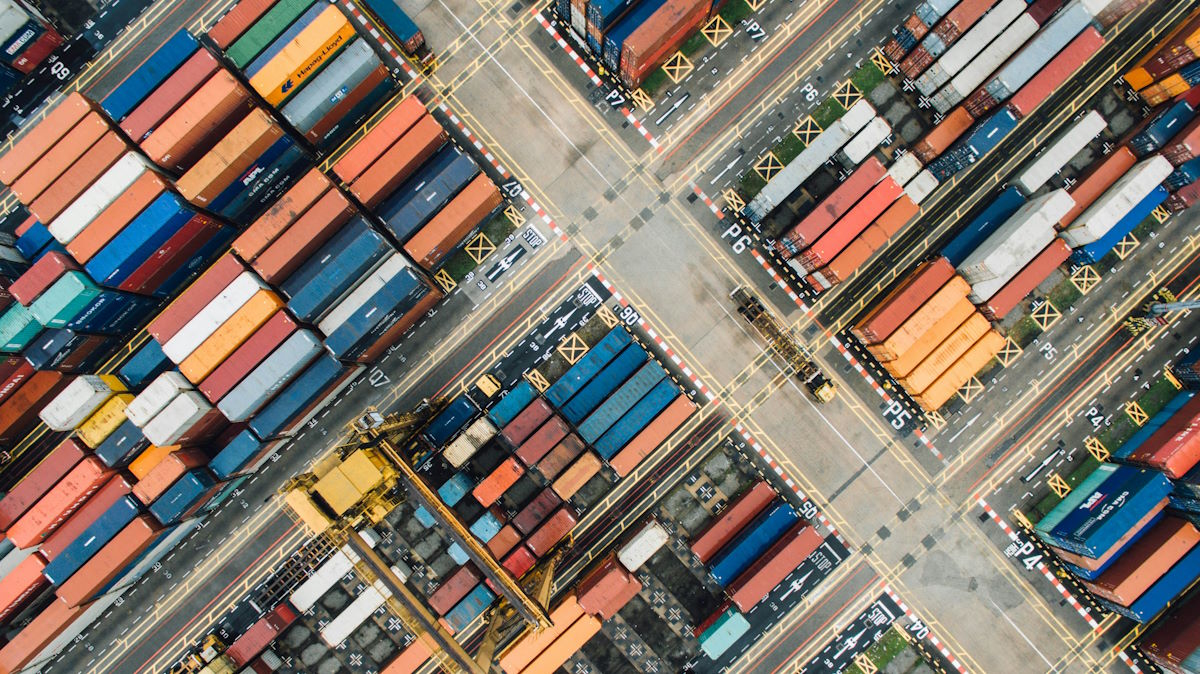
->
0, 597, 85, 672
131, 448, 208, 504
914, 107, 972, 163
350, 115, 447, 207
913, 330, 1005, 411
728, 524, 822, 611
867, 276, 971, 361
234, 170, 332, 261
0, 438, 86, 530
1083, 517, 1199, 607
473, 457, 524, 507
525, 507, 578, 557
513, 488, 562, 535
7, 455, 112, 548
779, 157, 886, 255
140, 71, 254, 174
121, 50, 220, 142
536, 433, 585, 480
176, 110, 285, 206
0, 372, 69, 444
577, 554, 641, 619
429, 565, 481, 615
502, 399, 553, 447
618, 0, 708, 88
332, 95, 427, 183
0, 93, 92, 185
487, 525, 520, 559
404, 176, 501, 270
689, 481, 775, 563
515, 416, 569, 466
251, 189, 355, 283
851, 258, 956, 344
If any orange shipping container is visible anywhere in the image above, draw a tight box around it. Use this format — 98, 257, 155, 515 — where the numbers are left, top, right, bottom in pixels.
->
913, 330, 1004, 411
67, 171, 170, 263
901, 312, 990, 394
868, 276, 971, 361
552, 452, 600, 501
350, 115, 447, 207
332, 96, 427, 183
520, 613, 602, 674
140, 71, 253, 174
234, 170, 332, 261
132, 449, 209, 504
129, 444, 179, 481
473, 458, 524, 507
1083, 517, 1199, 607
10, 112, 109, 205
251, 189, 356, 283
0, 372, 68, 444
179, 290, 285, 382
176, 110, 284, 205
31, 133, 128, 224
0, 554, 48, 625
0, 597, 86, 673
610, 395, 695, 477
249, 7, 356, 106
1061, 147, 1137, 228
404, 176, 501, 270
7, 456, 113, 548
875, 195, 920, 236
914, 107, 972, 163
0, 93, 92, 185
381, 636, 434, 674
882, 298, 974, 379
57, 514, 163, 608
498, 596, 585, 674
852, 258, 956, 344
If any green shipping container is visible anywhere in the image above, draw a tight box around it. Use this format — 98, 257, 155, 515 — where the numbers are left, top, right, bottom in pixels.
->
227, 0, 318, 68
699, 609, 750, 660
30, 272, 100, 328
0, 304, 44, 352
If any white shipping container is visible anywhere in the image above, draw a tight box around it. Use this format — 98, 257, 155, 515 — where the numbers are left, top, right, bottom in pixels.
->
321, 578, 392, 647
944, 14, 1039, 103
218, 330, 323, 422
1080, 0, 1114, 13
0, 544, 34, 578
927, 0, 960, 15
1015, 111, 1106, 194
842, 117, 892, 165
444, 417, 498, 467
988, 2, 1092, 100
905, 170, 939, 204
841, 99, 876, 133
958, 189, 1073, 283
617, 520, 669, 571
163, 272, 269, 363
291, 550, 357, 612
916, 0, 1025, 96
570, 4, 585, 36
1062, 156, 1173, 246
317, 252, 408, 336
125, 371, 192, 428
0, 5, 28, 46
887, 152, 923, 187
142, 390, 213, 446
48, 154, 150, 244
39, 375, 117, 431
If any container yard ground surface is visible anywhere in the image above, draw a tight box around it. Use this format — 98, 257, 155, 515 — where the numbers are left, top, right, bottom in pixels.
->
12, 0, 1200, 672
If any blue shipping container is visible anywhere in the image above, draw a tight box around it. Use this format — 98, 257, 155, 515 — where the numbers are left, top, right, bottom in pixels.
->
15, 221, 55, 260
207, 135, 298, 215
1072, 187, 1169, 264
942, 187, 1026, 266
561, 343, 648, 424
443, 584, 495, 634
102, 30, 198, 121
118, 339, 172, 390
1062, 511, 1165, 581
67, 291, 160, 336
1096, 543, 1200, 622
1048, 468, 1173, 556
470, 511, 502, 542
1035, 464, 1119, 541
94, 418, 148, 467
22, 328, 105, 372
603, 0, 666, 73
588, 0, 640, 39
283, 219, 392, 321
1165, 158, 1200, 190
211, 430, 267, 480
438, 472, 473, 507
361, 0, 423, 49
335, 279, 430, 362
424, 395, 478, 446
150, 469, 218, 525
594, 378, 679, 459
578, 359, 666, 444
488, 381, 537, 428
1112, 392, 1196, 462
250, 353, 348, 439
379, 148, 479, 242
1131, 101, 1195, 155
323, 266, 422, 358
152, 226, 237, 300
44, 495, 141, 585
219, 144, 311, 224
85, 193, 194, 286
709, 502, 799, 586
965, 109, 1018, 159
415, 505, 436, 528
545, 326, 632, 407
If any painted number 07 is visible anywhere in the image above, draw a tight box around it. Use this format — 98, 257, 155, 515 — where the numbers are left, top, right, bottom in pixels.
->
722, 223, 752, 254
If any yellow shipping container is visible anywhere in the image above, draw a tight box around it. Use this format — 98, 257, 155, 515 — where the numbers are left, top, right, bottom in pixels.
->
882, 299, 973, 379
129, 444, 180, 480
98, 374, 127, 393
77, 393, 134, 448
901, 313, 991, 395
179, 290, 285, 383
913, 330, 1005, 412
249, 6, 356, 106
868, 276, 970, 362
1123, 67, 1153, 91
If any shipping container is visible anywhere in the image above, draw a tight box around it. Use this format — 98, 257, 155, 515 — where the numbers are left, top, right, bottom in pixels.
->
473, 457, 524, 507
48, 153, 151, 245
149, 469, 217, 525
1072, 185, 1168, 264
93, 419, 148, 468
562, 343, 649, 424
513, 488, 563, 535
932, 13, 1039, 114
56, 513, 161, 607
77, 393, 133, 448
140, 70, 254, 174
1096, 542, 1200, 622
0, 597, 86, 673
0, 93, 91, 186
350, 115, 448, 208
319, 256, 431, 358
39, 373, 122, 431
42, 494, 140, 585
551, 450, 600, 500
1045, 466, 1173, 555
1083, 516, 1198, 606
0, 439, 85, 530
536, 433, 586, 481
332, 95, 427, 182
525, 507, 578, 557
941, 186, 1026, 266
709, 502, 799, 586
322, 579, 392, 646
283, 219, 392, 322
867, 277, 971, 362
102, 30, 198, 121
488, 524, 521, 559
594, 377, 679, 460
984, 2, 1092, 104
282, 38, 380, 133
6, 453, 112, 548
248, 6, 356, 106
487, 380, 537, 428
225, 602, 299, 666
881, 298, 974, 380
729, 523, 822, 611
404, 175, 501, 270
163, 271, 267, 363
120, 50, 219, 143
1061, 147, 1137, 228
978, 238, 1070, 319
698, 608, 751, 659
1015, 111, 1107, 194
930, 108, 1019, 180
617, 0, 708, 87
132, 449, 208, 504
251, 189, 355, 283
250, 354, 355, 439
912, 330, 1004, 410
690, 482, 776, 563
546, 327, 633, 408
800, 177, 903, 270
218, 330, 322, 422
234, 169, 331, 262
899, 312, 989, 394
577, 554, 641, 619
578, 359, 666, 444
83, 193, 197, 287
176, 110, 285, 207
916, 0, 1023, 96
211, 430, 272, 480
958, 189, 1071, 286
617, 519, 669, 571
197, 310, 291, 403
498, 597, 584, 674
180, 289, 284, 383
0, 370, 67, 441
1008, 26, 1103, 119
11, 112, 109, 205
380, 147, 479, 243
144, 389, 226, 446
777, 157, 886, 256
515, 417, 570, 467
0, 552, 47, 625
1062, 157, 1173, 247
1127, 395, 1200, 478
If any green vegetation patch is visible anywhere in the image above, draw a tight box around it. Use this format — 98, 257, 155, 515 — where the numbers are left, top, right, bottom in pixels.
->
773, 133, 806, 165
739, 170, 768, 200
1007, 315, 1043, 347
844, 627, 915, 674
811, 97, 847, 128
719, 0, 755, 26
850, 62, 886, 95
1047, 280, 1082, 312
1139, 376, 1182, 418
680, 32, 708, 57
641, 68, 670, 98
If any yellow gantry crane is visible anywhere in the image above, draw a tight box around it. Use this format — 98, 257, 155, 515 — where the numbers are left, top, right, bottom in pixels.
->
731, 287, 836, 403
282, 398, 557, 673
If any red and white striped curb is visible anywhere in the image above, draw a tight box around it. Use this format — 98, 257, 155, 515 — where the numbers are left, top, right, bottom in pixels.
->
1116, 650, 1144, 674
533, 10, 663, 153
976, 498, 1100, 630
734, 424, 845, 544
689, 180, 724, 220
749, 250, 944, 461
342, 0, 419, 81
588, 265, 715, 401
881, 584, 968, 674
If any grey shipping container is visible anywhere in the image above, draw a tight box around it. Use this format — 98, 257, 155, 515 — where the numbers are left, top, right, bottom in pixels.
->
283, 218, 394, 322
985, 2, 1092, 101
379, 147, 479, 242
218, 330, 323, 421
281, 38, 381, 133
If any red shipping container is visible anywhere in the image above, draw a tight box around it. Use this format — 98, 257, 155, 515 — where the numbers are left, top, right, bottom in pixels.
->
0, 357, 35, 407
1163, 116, 1200, 165
9, 252, 79, 306
512, 488, 562, 535
936, 0, 994, 44
429, 565, 480, 615
1009, 27, 1104, 119
0, 93, 91, 186
251, 189, 356, 283
120, 50, 220, 142
610, 395, 695, 477
535, 433, 585, 480
11, 29, 62, 74
980, 239, 1070, 320
525, 508, 577, 557
1062, 146, 1136, 227
472, 458, 524, 508
209, 0, 277, 48
7, 455, 113, 548
148, 254, 244, 344
30, 133, 128, 224
576, 554, 641, 619
515, 416, 569, 466
1138, 592, 1200, 670
618, 0, 708, 88
501, 546, 536, 580
851, 258, 956, 344
1130, 397, 1200, 477
964, 88, 999, 118
234, 169, 332, 262
0, 597, 85, 672
350, 116, 447, 208
200, 310, 299, 402
140, 71, 254, 174
224, 602, 299, 666
0, 438, 85, 530
501, 399, 553, 447
39, 474, 134, 561
67, 171, 170, 263
689, 481, 775, 563
0, 371, 68, 444
487, 525, 521, 559
404, 176, 502, 270
10, 111, 109, 204
55, 335, 112, 374
913, 107, 972, 163
779, 158, 886, 254
800, 178, 902, 271
692, 600, 733, 638
132, 449, 209, 504
905, 14, 929, 42
118, 214, 223, 297
729, 524, 823, 611
0, 554, 48, 625
1027, 0, 1062, 25
305, 66, 390, 145
57, 514, 163, 608
900, 46, 933, 80
332, 96, 427, 183
1083, 517, 1199, 607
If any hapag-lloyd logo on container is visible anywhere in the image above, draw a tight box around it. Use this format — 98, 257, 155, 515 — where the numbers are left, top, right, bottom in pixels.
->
277, 31, 349, 96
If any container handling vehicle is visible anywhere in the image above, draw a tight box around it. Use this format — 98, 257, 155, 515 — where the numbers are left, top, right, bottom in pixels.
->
731, 287, 836, 403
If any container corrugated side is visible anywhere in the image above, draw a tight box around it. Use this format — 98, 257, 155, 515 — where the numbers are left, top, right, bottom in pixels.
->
218, 330, 322, 421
